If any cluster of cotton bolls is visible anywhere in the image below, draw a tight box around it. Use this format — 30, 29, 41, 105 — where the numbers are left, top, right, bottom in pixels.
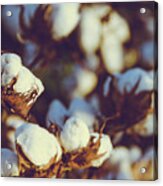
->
1, 2, 157, 180
1, 115, 113, 177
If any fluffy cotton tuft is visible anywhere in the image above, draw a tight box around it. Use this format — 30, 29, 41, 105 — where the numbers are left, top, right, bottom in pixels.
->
15, 124, 62, 166
1, 53, 44, 95
1, 53, 22, 85
60, 116, 90, 152
1, 148, 19, 177
91, 133, 113, 167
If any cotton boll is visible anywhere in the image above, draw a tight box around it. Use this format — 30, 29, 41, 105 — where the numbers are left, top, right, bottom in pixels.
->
60, 117, 90, 152
13, 67, 35, 93
15, 124, 62, 166
1, 53, 22, 86
104, 12, 130, 43
1, 53, 44, 95
109, 146, 130, 164
73, 67, 98, 97
80, 8, 102, 55
69, 98, 96, 131
52, 3, 80, 40
46, 99, 69, 128
1, 148, 19, 177
90, 5, 111, 18
13, 66, 44, 95
91, 133, 113, 167
101, 33, 124, 74
116, 68, 154, 94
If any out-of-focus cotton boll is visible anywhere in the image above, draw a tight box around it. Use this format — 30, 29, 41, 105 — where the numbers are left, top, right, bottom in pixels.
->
2, 5, 38, 39
110, 146, 130, 164
101, 32, 124, 73
103, 12, 130, 43
116, 68, 154, 94
1, 53, 22, 85
91, 133, 113, 167
69, 98, 96, 131
16, 124, 62, 166
60, 117, 90, 152
80, 8, 102, 55
73, 67, 98, 97
129, 113, 155, 136
1, 148, 19, 177
52, 3, 80, 40
129, 146, 142, 163
117, 161, 133, 180
46, 99, 69, 128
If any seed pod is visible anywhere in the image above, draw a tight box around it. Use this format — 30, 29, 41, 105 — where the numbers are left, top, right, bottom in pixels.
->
91, 132, 113, 167
60, 117, 90, 152
1, 53, 44, 117
15, 124, 62, 167
1, 148, 19, 177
